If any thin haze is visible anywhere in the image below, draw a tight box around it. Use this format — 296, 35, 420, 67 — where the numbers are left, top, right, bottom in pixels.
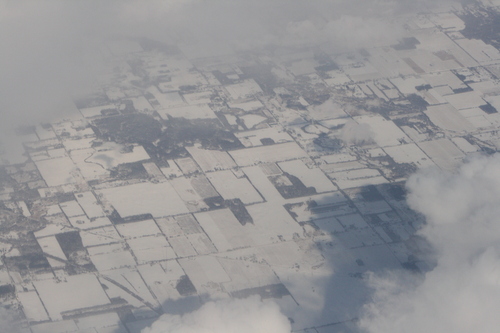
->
2, 0, 461, 163
0, 0, 443, 132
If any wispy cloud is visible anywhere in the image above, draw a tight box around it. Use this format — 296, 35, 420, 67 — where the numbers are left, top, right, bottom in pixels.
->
0, 306, 21, 333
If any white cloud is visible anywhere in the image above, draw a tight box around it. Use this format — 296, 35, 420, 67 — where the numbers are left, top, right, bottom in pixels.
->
340, 120, 375, 145
359, 154, 500, 333
141, 296, 291, 333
